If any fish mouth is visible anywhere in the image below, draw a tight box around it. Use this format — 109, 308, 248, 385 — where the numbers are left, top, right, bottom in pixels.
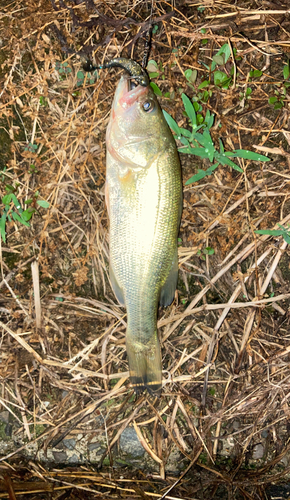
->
113, 76, 149, 113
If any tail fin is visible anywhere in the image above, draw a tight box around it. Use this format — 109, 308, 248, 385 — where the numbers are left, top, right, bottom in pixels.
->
126, 334, 162, 396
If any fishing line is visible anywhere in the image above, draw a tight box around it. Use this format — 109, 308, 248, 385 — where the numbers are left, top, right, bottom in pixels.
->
142, 0, 154, 69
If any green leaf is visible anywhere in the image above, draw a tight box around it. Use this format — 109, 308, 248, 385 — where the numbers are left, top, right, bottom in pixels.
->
185, 68, 197, 84
186, 171, 207, 184
185, 163, 219, 185
10, 194, 21, 210
214, 71, 230, 87
249, 69, 263, 78
2, 193, 12, 205
197, 114, 204, 124
194, 128, 214, 150
204, 110, 214, 128
182, 94, 197, 127
216, 154, 243, 172
147, 60, 158, 72
227, 150, 270, 162
179, 136, 190, 146
283, 62, 290, 80
150, 82, 162, 96
149, 72, 159, 79
192, 100, 201, 112
0, 212, 6, 242
163, 110, 181, 136
36, 200, 50, 208
284, 233, 290, 244
77, 71, 84, 79
11, 212, 30, 227
212, 54, 225, 66
198, 80, 210, 89
274, 101, 283, 109
179, 128, 192, 138
211, 43, 231, 70
22, 208, 35, 221
268, 96, 277, 104
255, 229, 284, 236
178, 146, 209, 158
5, 184, 15, 192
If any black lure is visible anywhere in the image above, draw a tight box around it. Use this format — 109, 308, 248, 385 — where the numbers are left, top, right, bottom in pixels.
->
83, 57, 149, 87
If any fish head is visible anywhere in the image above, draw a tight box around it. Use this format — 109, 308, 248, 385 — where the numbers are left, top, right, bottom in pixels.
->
107, 76, 170, 169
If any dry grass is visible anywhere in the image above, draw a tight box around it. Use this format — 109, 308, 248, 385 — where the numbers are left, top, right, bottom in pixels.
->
0, 0, 290, 498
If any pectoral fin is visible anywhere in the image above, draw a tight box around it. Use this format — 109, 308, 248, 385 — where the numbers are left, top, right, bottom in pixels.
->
109, 264, 125, 306
160, 248, 178, 307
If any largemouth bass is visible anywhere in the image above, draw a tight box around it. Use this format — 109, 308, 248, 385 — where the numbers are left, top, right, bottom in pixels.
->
105, 60, 182, 394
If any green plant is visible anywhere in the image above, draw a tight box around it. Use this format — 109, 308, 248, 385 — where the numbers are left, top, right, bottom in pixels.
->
55, 61, 98, 88
211, 43, 231, 70
147, 59, 170, 98
0, 186, 49, 242
184, 68, 197, 88
283, 60, 290, 80
197, 247, 215, 260
29, 163, 38, 174
163, 94, 270, 185
255, 224, 290, 244
55, 61, 72, 78
249, 69, 263, 79
194, 43, 242, 99
211, 43, 233, 89
76, 68, 98, 87
239, 87, 252, 101
24, 142, 38, 153
39, 96, 47, 106
268, 60, 290, 109
200, 27, 208, 45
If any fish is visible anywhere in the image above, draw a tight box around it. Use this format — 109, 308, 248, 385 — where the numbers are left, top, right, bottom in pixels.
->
105, 59, 182, 394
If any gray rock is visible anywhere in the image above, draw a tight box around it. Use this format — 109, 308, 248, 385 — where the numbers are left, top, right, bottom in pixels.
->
68, 454, 79, 463
63, 438, 76, 450
5, 423, 13, 437
261, 429, 268, 438
232, 420, 240, 430
120, 427, 145, 458
0, 411, 9, 423
252, 443, 264, 459
88, 442, 101, 452
280, 455, 288, 466
54, 441, 64, 450
52, 451, 67, 463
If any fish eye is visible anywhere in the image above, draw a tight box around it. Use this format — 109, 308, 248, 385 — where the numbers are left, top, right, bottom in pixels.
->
143, 101, 154, 112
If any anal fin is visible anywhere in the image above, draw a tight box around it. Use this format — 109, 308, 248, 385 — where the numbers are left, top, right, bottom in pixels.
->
109, 264, 125, 306
160, 248, 178, 307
